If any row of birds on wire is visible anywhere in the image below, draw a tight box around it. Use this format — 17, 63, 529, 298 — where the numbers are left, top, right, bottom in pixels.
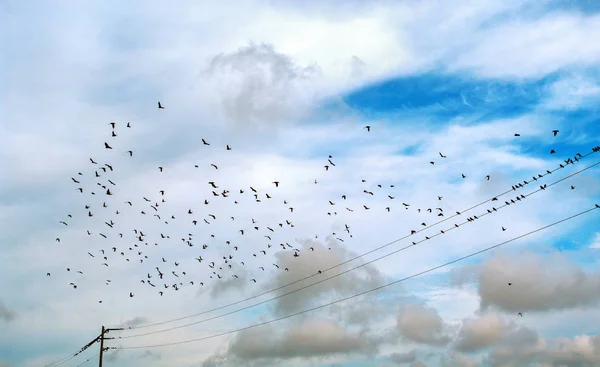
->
47, 103, 587, 306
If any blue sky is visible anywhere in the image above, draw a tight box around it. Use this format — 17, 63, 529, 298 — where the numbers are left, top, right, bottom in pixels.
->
2, 1, 600, 367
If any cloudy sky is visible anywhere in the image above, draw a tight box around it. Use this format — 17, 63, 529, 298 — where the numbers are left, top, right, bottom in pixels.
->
2, 1, 600, 366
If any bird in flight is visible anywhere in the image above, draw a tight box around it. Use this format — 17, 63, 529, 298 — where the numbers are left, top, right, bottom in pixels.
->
552, 130, 559, 137
364, 125, 371, 132
158, 101, 165, 109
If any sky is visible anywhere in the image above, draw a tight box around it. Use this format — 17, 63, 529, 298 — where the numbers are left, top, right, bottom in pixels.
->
1, 1, 600, 366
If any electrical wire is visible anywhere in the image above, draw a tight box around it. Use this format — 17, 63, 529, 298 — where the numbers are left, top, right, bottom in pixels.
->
43, 354, 78, 367
115, 148, 599, 332
42, 334, 100, 367
114, 204, 599, 349
73, 353, 99, 367
112, 158, 600, 340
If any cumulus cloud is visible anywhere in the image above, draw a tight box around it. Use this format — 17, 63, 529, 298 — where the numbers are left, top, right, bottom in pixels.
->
488, 332, 600, 367
0, 299, 16, 322
266, 238, 386, 316
349, 55, 367, 80
396, 303, 452, 346
389, 349, 417, 364
454, 312, 526, 353
225, 318, 379, 361
203, 43, 322, 130
440, 353, 479, 367
208, 266, 250, 298
475, 251, 600, 312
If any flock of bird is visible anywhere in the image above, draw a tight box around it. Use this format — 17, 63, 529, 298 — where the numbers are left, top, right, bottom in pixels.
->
47, 102, 591, 319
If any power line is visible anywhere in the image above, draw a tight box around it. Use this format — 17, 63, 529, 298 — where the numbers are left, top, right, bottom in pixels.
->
109, 158, 600, 340
113, 203, 599, 349
74, 353, 99, 367
42, 334, 101, 367
43, 354, 78, 367
114, 148, 599, 333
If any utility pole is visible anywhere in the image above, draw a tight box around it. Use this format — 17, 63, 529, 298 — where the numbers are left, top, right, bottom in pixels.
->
99, 325, 124, 367
99, 326, 105, 367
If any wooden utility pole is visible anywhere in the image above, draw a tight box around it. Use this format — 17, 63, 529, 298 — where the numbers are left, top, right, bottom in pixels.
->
99, 325, 123, 367
99, 326, 105, 367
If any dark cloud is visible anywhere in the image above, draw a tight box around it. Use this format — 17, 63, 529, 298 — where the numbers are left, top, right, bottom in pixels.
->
389, 349, 417, 364
440, 353, 479, 367
208, 266, 250, 298
454, 313, 516, 353
225, 318, 379, 361
118, 316, 149, 329
487, 331, 600, 367
265, 238, 386, 316
140, 350, 161, 361
476, 251, 600, 313
396, 303, 452, 346
0, 299, 16, 323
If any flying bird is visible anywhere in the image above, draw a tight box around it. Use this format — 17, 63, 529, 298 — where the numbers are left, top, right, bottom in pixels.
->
158, 101, 164, 109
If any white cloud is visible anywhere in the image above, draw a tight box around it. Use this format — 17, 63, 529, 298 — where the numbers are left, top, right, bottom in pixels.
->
202, 43, 323, 130
590, 232, 600, 249
450, 13, 600, 79
542, 74, 600, 111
